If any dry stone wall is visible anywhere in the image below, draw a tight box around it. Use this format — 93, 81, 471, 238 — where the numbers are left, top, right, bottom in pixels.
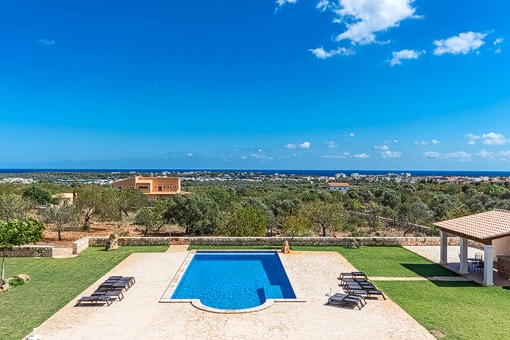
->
3, 246, 53, 257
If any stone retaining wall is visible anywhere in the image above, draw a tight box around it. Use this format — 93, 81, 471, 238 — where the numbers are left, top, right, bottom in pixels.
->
73, 237, 90, 255
71, 236, 478, 255
88, 237, 173, 247
3, 245, 53, 257
188, 236, 453, 247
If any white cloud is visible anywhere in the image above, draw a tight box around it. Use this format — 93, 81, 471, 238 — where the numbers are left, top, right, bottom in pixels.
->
389, 49, 424, 66
325, 141, 338, 149
431, 139, 440, 144
309, 46, 354, 59
483, 132, 506, 145
334, 0, 418, 45
381, 150, 401, 158
499, 151, 510, 160
494, 38, 503, 45
354, 153, 370, 159
467, 133, 480, 145
276, 0, 297, 7
187, 153, 194, 157
299, 141, 311, 149
316, 0, 330, 11
495, 48, 501, 54
286, 141, 311, 149
38, 39, 55, 46
250, 153, 268, 160
444, 151, 471, 160
433, 32, 487, 56
476, 150, 494, 159
375, 145, 390, 150
422, 151, 440, 158
393, 139, 398, 143
414, 140, 427, 145
323, 153, 350, 159
348, 132, 355, 137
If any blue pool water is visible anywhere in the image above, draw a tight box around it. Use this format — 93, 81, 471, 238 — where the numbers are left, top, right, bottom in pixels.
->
171, 251, 296, 310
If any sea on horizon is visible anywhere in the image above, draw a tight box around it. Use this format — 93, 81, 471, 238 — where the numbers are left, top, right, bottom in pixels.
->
0, 168, 509, 178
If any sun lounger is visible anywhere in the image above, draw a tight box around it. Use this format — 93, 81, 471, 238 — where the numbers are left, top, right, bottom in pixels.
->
75, 295, 114, 306
91, 289, 124, 301
99, 281, 131, 291
339, 272, 367, 280
327, 293, 366, 309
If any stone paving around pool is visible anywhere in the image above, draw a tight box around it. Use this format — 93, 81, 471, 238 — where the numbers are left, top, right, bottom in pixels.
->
31, 249, 434, 339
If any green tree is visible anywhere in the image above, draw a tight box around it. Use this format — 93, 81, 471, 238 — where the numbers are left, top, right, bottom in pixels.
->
163, 194, 220, 235
22, 185, 53, 205
219, 204, 269, 236
74, 185, 108, 230
364, 201, 381, 232
302, 200, 344, 237
282, 212, 313, 245
40, 205, 78, 241
0, 218, 45, 284
134, 206, 163, 236
395, 201, 432, 236
0, 194, 33, 220
115, 188, 149, 217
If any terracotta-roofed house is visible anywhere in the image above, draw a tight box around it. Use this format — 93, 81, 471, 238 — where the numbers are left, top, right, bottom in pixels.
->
327, 182, 350, 194
434, 209, 510, 286
112, 176, 182, 199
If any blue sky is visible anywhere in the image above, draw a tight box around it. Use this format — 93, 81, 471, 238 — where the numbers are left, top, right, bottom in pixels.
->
1, 0, 509, 170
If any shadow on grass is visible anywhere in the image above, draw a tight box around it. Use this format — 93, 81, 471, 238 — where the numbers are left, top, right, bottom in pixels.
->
427, 280, 483, 288
400, 263, 458, 278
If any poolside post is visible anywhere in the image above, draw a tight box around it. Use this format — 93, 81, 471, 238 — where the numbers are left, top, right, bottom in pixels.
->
439, 230, 448, 265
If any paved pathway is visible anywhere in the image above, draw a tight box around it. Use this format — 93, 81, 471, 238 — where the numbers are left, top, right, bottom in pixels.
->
32, 250, 434, 339
370, 276, 471, 281
52, 247, 76, 258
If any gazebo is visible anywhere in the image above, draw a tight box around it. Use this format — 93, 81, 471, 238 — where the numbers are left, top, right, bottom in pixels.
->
434, 209, 510, 286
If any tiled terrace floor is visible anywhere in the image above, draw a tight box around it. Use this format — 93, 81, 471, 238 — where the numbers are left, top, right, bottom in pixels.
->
32, 250, 434, 339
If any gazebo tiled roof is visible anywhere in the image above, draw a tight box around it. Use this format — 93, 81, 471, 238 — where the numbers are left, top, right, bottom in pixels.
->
434, 209, 510, 244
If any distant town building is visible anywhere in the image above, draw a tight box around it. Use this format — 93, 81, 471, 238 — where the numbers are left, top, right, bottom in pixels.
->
335, 173, 347, 180
351, 173, 360, 179
112, 176, 182, 199
327, 182, 350, 194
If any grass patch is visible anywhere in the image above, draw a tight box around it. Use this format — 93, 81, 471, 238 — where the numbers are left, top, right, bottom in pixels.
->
375, 280, 510, 340
0, 245, 168, 339
335, 246, 457, 277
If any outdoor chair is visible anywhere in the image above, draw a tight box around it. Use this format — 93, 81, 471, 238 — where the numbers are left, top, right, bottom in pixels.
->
91, 289, 124, 301
327, 293, 366, 309
75, 295, 114, 306
339, 272, 367, 280
99, 280, 131, 291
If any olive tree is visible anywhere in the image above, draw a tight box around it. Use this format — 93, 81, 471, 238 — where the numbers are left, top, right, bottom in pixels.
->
0, 194, 33, 220
163, 194, 220, 235
22, 185, 53, 205
40, 205, 78, 241
0, 218, 44, 284
302, 200, 345, 237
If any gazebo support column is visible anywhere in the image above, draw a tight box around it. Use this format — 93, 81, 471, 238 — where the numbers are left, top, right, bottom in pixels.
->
439, 230, 448, 265
483, 244, 494, 286
459, 238, 469, 274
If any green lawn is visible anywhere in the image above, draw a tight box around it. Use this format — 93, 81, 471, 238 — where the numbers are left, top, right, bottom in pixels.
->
334, 246, 458, 277
375, 280, 510, 340
0, 245, 168, 340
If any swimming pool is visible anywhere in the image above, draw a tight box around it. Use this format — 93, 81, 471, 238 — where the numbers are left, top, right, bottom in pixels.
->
170, 251, 296, 311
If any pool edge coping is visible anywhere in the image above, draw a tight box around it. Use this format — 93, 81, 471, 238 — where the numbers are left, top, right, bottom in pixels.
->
159, 249, 306, 313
